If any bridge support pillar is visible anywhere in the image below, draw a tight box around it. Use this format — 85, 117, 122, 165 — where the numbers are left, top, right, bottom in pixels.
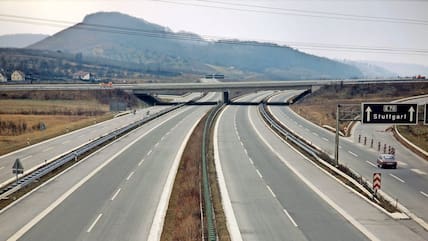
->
223, 91, 230, 104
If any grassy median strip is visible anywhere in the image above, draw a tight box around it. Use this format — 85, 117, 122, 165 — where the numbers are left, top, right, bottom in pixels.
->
161, 115, 205, 241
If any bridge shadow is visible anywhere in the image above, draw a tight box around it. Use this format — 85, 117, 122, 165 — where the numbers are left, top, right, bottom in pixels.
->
155, 101, 290, 106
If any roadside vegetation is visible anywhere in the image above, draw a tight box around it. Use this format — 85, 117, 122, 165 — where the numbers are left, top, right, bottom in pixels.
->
397, 124, 428, 152
0, 90, 141, 155
292, 82, 428, 148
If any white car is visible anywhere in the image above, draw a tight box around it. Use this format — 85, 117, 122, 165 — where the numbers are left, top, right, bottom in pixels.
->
377, 154, 397, 169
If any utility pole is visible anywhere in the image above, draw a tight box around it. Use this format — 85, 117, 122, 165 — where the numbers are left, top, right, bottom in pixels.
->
335, 104, 340, 167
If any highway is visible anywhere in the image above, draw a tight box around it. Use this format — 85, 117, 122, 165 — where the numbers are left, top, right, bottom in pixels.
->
0, 92, 218, 241
0, 93, 202, 189
269, 91, 428, 232
215, 91, 372, 241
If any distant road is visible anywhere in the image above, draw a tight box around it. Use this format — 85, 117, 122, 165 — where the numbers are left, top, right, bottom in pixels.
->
0, 93, 220, 241
215, 91, 370, 240
0, 79, 425, 93
269, 92, 428, 231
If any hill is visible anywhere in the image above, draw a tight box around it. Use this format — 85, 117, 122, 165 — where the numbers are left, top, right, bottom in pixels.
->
0, 34, 49, 48
29, 12, 362, 80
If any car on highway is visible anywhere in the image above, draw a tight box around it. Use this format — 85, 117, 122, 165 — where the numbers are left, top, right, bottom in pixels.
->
377, 154, 397, 169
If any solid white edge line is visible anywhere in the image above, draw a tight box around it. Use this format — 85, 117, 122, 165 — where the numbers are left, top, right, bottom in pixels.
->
6, 109, 184, 241
248, 106, 381, 241
126, 171, 135, 181
87, 213, 103, 233
283, 209, 298, 227
214, 107, 243, 241
365, 161, 377, 168
421, 191, 428, 198
266, 185, 276, 198
147, 110, 205, 241
111, 188, 121, 201
389, 174, 406, 183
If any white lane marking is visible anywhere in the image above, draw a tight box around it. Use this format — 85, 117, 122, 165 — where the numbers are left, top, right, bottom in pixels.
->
348, 151, 358, 157
240, 141, 244, 147
0, 166, 4, 170
312, 132, 319, 137
247, 107, 381, 241
266, 185, 276, 198
421, 191, 428, 198
62, 140, 70, 144
249, 158, 254, 165
110, 188, 121, 201
155, 142, 159, 147
283, 209, 298, 227
147, 149, 153, 156
126, 171, 135, 181
244, 148, 248, 155
165, 131, 171, 136
256, 169, 263, 179
389, 174, 405, 183
87, 213, 103, 233
411, 169, 427, 175
365, 161, 377, 168
399, 162, 408, 167
43, 147, 54, 152
304, 128, 309, 131
138, 159, 145, 166
322, 137, 329, 142
21, 155, 32, 161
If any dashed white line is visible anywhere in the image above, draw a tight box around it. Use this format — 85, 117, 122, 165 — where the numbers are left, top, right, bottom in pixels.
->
0, 166, 4, 170
154, 142, 159, 147
138, 159, 145, 166
126, 171, 135, 181
240, 141, 244, 147
110, 188, 121, 201
322, 137, 329, 142
266, 185, 276, 198
22, 155, 32, 161
348, 151, 358, 157
62, 140, 70, 144
399, 162, 408, 167
256, 169, 263, 179
365, 161, 377, 168
389, 174, 405, 183
244, 149, 248, 155
304, 128, 309, 131
283, 209, 298, 227
147, 149, 153, 156
312, 132, 319, 137
87, 213, 103, 233
421, 191, 428, 198
411, 169, 427, 175
249, 158, 254, 165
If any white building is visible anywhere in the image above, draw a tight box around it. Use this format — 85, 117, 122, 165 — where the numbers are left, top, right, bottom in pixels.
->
0, 72, 6, 82
11, 70, 25, 81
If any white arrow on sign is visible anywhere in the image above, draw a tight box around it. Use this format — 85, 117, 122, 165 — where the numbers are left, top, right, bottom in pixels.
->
365, 106, 372, 122
409, 106, 415, 122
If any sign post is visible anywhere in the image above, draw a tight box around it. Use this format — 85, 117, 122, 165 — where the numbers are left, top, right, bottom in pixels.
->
12, 158, 24, 184
373, 173, 381, 199
362, 103, 418, 125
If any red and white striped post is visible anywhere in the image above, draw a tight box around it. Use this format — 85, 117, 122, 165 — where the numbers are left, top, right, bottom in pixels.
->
373, 173, 381, 198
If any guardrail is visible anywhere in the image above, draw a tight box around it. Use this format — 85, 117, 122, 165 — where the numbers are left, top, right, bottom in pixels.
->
258, 100, 404, 214
0, 103, 186, 201
201, 104, 223, 241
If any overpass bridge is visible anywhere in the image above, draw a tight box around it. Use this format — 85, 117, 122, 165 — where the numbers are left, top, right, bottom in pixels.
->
0, 79, 424, 103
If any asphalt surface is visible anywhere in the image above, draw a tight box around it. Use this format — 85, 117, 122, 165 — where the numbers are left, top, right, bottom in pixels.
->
269, 91, 428, 232
216, 91, 370, 241
0, 93, 218, 241
0, 93, 203, 189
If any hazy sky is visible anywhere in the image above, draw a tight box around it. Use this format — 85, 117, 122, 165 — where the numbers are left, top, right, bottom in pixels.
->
0, 0, 427, 65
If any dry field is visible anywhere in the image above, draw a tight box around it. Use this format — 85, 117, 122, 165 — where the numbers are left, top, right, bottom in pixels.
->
0, 90, 139, 155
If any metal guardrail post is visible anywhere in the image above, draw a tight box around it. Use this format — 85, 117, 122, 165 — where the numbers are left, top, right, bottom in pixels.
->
201, 104, 222, 241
